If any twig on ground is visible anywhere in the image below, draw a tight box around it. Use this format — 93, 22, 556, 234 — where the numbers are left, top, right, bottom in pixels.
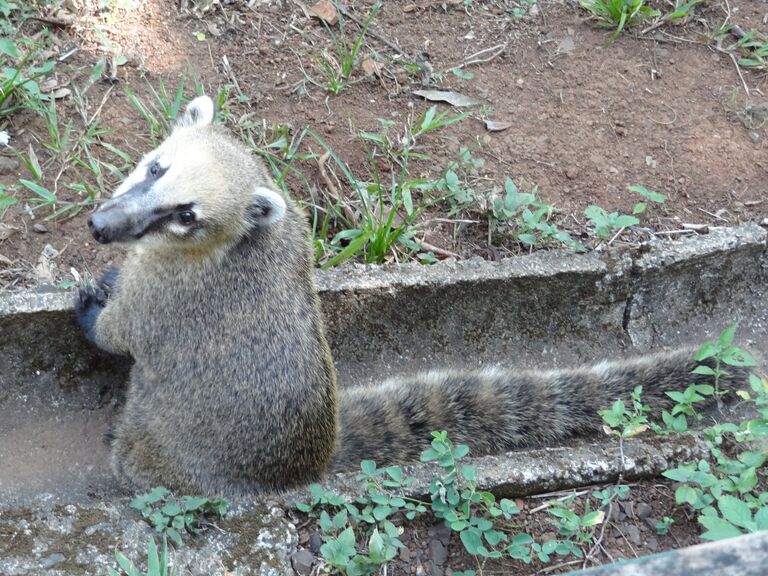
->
419, 240, 459, 259
317, 151, 357, 225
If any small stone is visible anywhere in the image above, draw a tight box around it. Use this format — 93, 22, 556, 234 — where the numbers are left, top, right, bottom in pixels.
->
428, 539, 447, 566
84, 522, 112, 536
749, 131, 760, 144
399, 546, 411, 562
565, 167, 578, 180
33, 223, 49, 233
516, 78, 524, 88
41, 553, 65, 568
308, 0, 338, 25
636, 502, 652, 519
624, 524, 642, 546
308, 531, 322, 554
646, 536, 659, 551
290, 549, 314, 576
427, 522, 451, 546
0, 156, 19, 175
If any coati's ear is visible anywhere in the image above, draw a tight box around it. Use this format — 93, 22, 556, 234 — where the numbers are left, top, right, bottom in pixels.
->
175, 96, 215, 129
250, 186, 287, 226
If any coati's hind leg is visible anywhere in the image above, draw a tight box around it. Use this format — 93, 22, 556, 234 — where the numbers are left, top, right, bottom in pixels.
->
110, 400, 198, 494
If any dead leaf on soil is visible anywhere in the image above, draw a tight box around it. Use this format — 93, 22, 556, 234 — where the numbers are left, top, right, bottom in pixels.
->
413, 89, 480, 107
0, 223, 19, 242
51, 87, 71, 100
362, 58, 384, 76
404, 0, 462, 12
483, 119, 513, 132
308, 0, 338, 25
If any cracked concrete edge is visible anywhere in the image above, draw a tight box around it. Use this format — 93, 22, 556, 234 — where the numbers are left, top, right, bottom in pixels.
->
284, 431, 711, 504
0, 500, 298, 576
2, 223, 764, 318
569, 530, 768, 575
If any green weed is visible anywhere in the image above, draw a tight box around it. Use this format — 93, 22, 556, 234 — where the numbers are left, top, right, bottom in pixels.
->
579, 0, 660, 45
130, 487, 230, 546
125, 77, 188, 144
301, 0, 382, 95
108, 536, 175, 576
296, 431, 628, 574
0, 9, 55, 117
490, 178, 584, 251
11, 64, 133, 220
0, 183, 17, 217
655, 516, 674, 536
308, 105, 467, 268
723, 27, 768, 70
661, 327, 766, 542
584, 205, 638, 239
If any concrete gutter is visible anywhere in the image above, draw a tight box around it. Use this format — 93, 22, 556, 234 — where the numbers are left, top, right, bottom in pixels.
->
1, 223, 766, 573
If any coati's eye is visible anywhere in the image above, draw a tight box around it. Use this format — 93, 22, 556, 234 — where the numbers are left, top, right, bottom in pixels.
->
148, 162, 161, 177
177, 210, 196, 225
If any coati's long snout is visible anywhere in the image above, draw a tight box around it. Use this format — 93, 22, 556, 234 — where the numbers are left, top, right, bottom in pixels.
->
88, 190, 196, 244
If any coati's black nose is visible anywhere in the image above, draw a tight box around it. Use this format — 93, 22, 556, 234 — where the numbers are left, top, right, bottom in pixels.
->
88, 213, 111, 244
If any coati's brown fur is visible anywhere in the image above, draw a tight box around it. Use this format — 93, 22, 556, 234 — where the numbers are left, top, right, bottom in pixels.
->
76, 96, 750, 495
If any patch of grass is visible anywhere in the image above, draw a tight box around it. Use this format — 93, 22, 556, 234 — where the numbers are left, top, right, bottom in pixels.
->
130, 486, 230, 546
299, 0, 382, 95
108, 536, 175, 576
0, 3, 55, 116
579, 0, 660, 45
11, 65, 133, 220
0, 183, 17, 218
125, 77, 188, 144
308, 105, 468, 268
724, 27, 768, 70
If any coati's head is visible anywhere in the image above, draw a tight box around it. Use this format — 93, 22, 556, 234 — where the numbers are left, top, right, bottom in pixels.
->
88, 96, 287, 252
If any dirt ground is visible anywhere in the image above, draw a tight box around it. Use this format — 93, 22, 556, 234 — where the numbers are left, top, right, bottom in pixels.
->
1, 0, 767, 288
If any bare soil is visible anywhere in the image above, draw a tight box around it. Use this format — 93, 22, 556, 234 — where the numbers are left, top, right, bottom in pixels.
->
1, 0, 767, 288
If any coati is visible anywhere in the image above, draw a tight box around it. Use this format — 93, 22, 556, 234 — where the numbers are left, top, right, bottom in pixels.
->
76, 96, 750, 495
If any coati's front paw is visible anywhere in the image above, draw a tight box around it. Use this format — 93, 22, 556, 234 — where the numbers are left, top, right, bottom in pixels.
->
98, 266, 120, 296
75, 284, 108, 345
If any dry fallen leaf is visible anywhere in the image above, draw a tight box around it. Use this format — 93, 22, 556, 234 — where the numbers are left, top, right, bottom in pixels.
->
309, 0, 339, 25
51, 87, 71, 100
483, 119, 513, 132
362, 58, 384, 76
413, 89, 480, 107
0, 223, 19, 242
